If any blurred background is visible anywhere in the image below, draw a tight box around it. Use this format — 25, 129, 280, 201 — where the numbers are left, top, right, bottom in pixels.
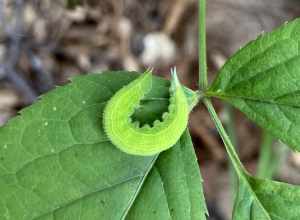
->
1, 0, 300, 219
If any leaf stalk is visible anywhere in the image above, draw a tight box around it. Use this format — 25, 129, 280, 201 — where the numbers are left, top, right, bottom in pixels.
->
204, 98, 247, 178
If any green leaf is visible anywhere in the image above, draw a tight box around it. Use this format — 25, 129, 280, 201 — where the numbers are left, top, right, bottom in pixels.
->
233, 174, 300, 220
0, 71, 207, 220
207, 18, 300, 151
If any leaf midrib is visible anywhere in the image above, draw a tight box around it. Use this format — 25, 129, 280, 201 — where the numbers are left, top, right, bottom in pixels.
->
2, 139, 157, 220
206, 91, 300, 108
121, 155, 159, 220
30, 155, 158, 220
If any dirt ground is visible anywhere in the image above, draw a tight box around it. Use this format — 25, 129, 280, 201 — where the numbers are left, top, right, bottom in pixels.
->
1, 1, 300, 219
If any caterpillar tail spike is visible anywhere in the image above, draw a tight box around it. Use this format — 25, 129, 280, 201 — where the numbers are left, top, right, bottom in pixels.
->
103, 69, 189, 156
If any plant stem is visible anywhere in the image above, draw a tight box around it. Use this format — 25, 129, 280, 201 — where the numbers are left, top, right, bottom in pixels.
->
224, 105, 237, 147
257, 131, 273, 178
199, 0, 207, 90
223, 104, 238, 200
204, 98, 246, 178
256, 131, 284, 179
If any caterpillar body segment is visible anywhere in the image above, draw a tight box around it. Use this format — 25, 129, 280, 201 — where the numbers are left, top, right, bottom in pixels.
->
103, 69, 189, 156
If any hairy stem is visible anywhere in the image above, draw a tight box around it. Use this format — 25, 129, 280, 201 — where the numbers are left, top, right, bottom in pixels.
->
199, 0, 207, 90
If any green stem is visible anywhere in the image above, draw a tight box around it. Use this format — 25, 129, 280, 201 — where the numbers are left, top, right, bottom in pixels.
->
204, 98, 246, 178
256, 131, 279, 179
223, 104, 238, 200
205, 100, 274, 218
199, 0, 207, 90
224, 105, 237, 147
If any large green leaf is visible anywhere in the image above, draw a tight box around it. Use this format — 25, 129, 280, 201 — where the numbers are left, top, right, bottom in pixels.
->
207, 18, 300, 151
233, 174, 300, 220
0, 71, 207, 220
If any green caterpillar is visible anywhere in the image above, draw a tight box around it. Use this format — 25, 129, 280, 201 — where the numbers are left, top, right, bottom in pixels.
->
103, 69, 190, 156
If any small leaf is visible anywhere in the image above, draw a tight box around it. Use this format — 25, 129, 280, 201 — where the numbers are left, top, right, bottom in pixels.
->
0, 71, 207, 220
207, 18, 300, 151
233, 174, 300, 220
